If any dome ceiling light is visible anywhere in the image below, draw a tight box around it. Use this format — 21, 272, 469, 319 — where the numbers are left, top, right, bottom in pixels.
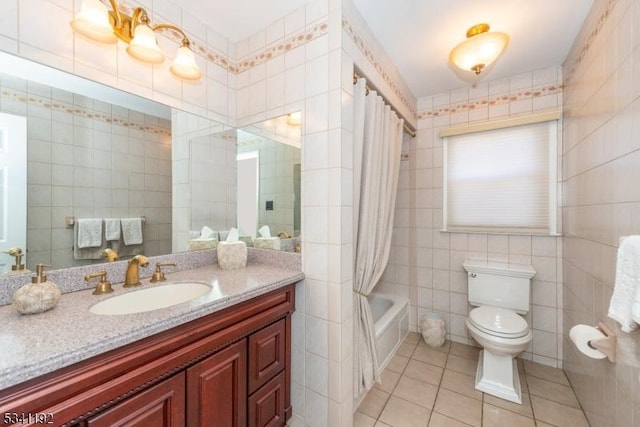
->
449, 23, 509, 76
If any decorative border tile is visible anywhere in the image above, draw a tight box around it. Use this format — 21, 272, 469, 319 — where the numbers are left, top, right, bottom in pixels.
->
118, 0, 418, 129
416, 84, 562, 119
1, 87, 171, 136
342, 17, 416, 119
564, 0, 617, 86
120, 1, 329, 76
234, 21, 329, 74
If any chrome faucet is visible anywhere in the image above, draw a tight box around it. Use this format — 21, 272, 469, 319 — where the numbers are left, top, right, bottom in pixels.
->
123, 255, 149, 287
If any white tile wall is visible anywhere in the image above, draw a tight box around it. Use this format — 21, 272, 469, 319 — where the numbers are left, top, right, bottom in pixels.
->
562, 0, 640, 426
0, 78, 172, 269
384, 65, 565, 367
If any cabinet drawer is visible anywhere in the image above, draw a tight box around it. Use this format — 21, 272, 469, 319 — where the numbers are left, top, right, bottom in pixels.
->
248, 371, 286, 427
248, 319, 286, 394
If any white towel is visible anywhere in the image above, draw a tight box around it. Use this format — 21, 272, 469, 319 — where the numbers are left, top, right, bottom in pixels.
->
608, 235, 640, 332
76, 218, 103, 248
121, 218, 143, 246
104, 218, 121, 241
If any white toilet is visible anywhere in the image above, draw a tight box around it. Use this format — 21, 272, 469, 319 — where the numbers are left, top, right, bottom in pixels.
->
462, 259, 536, 404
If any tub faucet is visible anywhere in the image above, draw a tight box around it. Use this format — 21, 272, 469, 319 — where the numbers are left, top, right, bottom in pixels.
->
124, 255, 149, 288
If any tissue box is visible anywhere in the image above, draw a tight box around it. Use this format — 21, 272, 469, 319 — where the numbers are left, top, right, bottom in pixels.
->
254, 237, 281, 250
217, 241, 247, 269
239, 236, 253, 246
187, 238, 218, 251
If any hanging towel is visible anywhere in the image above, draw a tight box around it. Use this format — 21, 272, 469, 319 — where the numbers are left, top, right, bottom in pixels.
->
73, 219, 106, 260
634, 287, 640, 326
121, 218, 143, 246
608, 235, 640, 332
104, 218, 121, 241
76, 218, 103, 248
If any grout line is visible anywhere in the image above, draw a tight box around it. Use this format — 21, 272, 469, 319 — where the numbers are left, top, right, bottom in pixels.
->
362, 336, 589, 427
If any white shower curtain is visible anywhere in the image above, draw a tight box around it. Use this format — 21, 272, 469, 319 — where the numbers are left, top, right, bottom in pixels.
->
353, 78, 403, 397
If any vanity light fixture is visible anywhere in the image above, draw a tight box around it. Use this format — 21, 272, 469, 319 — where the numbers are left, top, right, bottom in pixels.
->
449, 23, 509, 76
286, 111, 302, 126
70, 0, 201, 80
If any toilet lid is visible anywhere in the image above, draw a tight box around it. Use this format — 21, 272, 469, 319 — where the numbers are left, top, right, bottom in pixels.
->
468, 306, 528, 338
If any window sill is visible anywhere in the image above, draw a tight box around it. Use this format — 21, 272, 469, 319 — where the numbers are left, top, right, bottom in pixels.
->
440, 229, 561, 237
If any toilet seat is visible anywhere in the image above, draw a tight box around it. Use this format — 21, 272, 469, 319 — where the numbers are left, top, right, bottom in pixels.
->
468, 306, 528, 339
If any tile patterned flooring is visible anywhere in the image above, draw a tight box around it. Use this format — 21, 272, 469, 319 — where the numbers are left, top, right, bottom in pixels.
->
355, 332, 589, 427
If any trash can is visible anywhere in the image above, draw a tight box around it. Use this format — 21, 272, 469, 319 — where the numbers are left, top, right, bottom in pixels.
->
421, 312, 446, 347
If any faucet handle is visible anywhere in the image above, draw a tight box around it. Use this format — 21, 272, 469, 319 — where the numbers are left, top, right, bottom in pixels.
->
85, 271, 114, 295
150, 262, 177, 283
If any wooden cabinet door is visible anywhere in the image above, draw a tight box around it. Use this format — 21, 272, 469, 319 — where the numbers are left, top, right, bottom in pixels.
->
248, 319, 285, 394
248, 372, 286, 427
86, 373, 185, 427
186, 340, 247, 427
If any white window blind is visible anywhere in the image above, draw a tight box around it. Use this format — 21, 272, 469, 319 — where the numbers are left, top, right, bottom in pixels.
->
444, 121, 557, 234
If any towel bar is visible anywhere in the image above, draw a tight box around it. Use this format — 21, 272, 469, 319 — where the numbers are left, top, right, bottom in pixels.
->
66, 216, 146, 228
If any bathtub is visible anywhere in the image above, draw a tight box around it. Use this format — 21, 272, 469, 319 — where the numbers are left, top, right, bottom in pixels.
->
368, 293, 409, 373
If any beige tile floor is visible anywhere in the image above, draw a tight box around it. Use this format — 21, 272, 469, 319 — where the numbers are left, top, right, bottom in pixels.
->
355, 332, 589, 427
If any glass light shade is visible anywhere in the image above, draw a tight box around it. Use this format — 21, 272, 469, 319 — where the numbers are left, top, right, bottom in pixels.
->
287, 111, 302, 126
170, 45, 201, 80
126, 24, 164, 64
70, 0, 117, 43
449, 31, 509, 74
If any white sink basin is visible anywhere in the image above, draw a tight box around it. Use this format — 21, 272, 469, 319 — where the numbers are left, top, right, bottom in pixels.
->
90, 282, 212, 315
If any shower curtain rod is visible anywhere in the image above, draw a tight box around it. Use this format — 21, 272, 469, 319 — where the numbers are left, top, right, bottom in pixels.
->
353, 72, 417, 138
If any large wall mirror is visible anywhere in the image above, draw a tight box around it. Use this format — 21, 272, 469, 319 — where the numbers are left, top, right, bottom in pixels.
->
0, 52, 301, 275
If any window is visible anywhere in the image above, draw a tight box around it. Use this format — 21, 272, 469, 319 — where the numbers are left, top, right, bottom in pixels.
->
443, 117, 558, 234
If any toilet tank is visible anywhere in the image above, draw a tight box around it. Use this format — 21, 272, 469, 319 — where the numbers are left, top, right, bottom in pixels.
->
462, 259, 536, 314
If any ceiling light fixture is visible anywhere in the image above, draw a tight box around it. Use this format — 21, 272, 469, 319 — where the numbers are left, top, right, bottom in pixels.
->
70, 0, 201, 80
449, 23, 509, 76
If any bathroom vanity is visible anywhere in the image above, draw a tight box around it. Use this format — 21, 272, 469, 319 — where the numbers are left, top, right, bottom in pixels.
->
0, 251, 302, 427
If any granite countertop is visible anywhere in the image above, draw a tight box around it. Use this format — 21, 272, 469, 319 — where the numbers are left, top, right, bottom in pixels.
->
0, 260, 303, 390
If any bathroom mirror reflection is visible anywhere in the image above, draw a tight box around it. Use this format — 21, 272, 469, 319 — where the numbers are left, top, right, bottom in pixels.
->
181, 113, 301, 253
237, 113, 301, 248
0, 52, 179, 274
0, 52, 303, 276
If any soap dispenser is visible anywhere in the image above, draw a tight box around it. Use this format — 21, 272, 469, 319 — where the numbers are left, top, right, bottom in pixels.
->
12, 264, 61, 315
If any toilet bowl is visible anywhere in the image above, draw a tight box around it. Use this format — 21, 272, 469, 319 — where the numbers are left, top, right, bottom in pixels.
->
466, 306, 532, 403
462, 260, 536, 405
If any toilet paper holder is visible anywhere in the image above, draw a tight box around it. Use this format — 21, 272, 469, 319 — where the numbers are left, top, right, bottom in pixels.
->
589, 322, 617, 363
